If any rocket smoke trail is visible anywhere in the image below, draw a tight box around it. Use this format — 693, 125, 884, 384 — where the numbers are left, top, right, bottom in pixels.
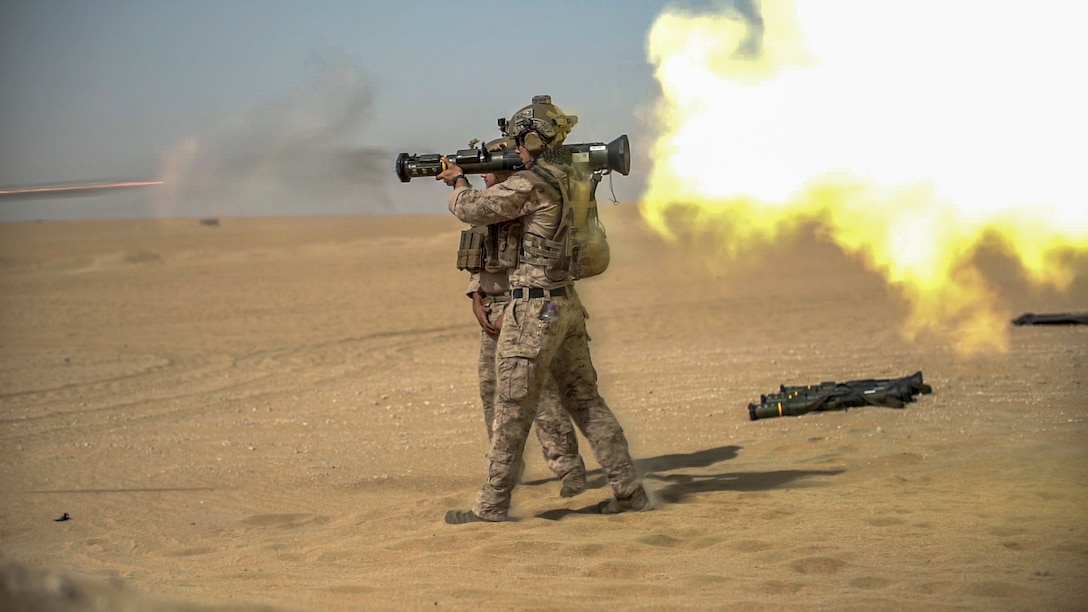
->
156, 51, 389, 218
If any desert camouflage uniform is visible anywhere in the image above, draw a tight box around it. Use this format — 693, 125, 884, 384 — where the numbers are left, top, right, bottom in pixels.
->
468, 270, 585, 485
449, 161, 647, 521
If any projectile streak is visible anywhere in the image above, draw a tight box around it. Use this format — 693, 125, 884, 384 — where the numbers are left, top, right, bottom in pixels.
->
0, 180, 164, 202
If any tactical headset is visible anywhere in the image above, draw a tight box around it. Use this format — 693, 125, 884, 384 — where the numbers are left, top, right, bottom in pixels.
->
515, 121, 546, 156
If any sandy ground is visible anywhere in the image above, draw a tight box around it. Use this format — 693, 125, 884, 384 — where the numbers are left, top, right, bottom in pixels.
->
1, 206, 1086, 611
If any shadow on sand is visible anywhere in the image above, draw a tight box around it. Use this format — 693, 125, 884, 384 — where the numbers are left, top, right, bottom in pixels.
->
532, 444, 844, 520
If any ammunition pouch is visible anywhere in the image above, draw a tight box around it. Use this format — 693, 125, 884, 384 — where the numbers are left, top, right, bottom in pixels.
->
456, 227, 486, 271
521, 231, 566, 271
457, 223, 515, 273
494, 221, 521, 271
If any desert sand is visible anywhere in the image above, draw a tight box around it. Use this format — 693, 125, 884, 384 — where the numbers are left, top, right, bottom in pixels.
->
1, 205, 1086, 611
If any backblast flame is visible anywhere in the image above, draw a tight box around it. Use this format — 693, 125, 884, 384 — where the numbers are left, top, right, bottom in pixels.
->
642, 0, 1088, 354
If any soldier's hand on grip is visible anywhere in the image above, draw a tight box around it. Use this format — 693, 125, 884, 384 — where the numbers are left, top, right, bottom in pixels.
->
436, 156, 467, 187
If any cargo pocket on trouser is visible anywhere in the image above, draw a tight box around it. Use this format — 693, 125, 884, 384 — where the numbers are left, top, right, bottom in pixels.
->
497, 300, 546, 359
497, 355, 536, 404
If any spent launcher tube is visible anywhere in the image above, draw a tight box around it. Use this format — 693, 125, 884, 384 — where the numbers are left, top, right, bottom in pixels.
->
395, 135, 631, 182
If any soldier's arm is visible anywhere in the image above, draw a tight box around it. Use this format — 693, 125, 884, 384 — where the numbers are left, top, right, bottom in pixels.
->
447, 174, 535, 227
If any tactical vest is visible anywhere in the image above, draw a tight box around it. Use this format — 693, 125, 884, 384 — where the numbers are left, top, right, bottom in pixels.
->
454, 167, 562, 276
519, 165, 570, 279
455, 163, 610, 281
525, 163, 611, 280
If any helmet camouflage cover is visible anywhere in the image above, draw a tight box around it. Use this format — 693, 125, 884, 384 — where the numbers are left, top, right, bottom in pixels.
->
502, 95, 578, 149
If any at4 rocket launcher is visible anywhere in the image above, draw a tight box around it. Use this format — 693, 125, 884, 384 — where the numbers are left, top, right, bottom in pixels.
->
395, 135, 630, 182
748, 371, 932, 420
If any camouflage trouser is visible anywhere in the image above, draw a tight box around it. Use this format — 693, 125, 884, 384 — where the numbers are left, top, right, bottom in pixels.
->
473, 289, 645, 521
479, 305, 585, 481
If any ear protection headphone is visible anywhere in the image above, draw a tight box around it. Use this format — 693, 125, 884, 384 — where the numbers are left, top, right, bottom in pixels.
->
512, 119, 547, 155
519, 130, 545, 155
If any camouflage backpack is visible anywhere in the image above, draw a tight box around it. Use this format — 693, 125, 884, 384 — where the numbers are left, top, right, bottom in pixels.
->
527, 163, 610, 281
563, 164, 610, 280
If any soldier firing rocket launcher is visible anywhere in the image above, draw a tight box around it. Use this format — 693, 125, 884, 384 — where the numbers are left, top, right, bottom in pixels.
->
748, 371, 933, 420
395, 134, 631, 182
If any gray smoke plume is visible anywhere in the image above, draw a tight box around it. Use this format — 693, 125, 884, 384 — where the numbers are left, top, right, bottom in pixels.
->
156, 51, 389, 218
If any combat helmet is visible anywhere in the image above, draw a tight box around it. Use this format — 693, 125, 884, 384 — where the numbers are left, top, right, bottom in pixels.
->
499, 95, 578, 155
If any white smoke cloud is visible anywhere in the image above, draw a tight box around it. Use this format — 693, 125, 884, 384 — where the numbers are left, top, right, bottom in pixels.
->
156, 51, 389, 218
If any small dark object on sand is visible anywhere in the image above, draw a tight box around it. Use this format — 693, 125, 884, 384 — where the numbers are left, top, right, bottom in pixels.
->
1011, 312, 1088, 326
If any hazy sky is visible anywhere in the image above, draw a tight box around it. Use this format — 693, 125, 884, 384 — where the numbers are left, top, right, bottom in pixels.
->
1, 0, 673, 220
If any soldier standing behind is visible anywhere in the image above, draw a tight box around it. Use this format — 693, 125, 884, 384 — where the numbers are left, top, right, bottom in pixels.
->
438, 96, 651, 524
460, 167, 587, 499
